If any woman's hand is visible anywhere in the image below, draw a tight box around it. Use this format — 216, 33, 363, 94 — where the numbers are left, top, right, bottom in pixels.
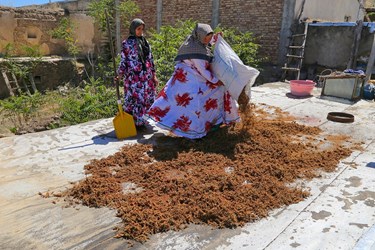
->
217, 80, 224, 86
153, 75, 159, 87
114, 75, 122, 82
212, 32, 223, 43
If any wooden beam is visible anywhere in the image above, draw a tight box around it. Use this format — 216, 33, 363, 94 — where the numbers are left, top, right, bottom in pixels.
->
1, 70, 14, 96
365, 34, 375, 83
347, 20, 363, 69
115, 0, 121, 54
28, 73, 38, 93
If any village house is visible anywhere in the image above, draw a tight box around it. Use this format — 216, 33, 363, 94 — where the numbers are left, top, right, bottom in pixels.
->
0, 0, 374, 98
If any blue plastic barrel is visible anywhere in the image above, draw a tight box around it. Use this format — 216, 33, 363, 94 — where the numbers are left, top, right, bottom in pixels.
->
363, 84, 374, 100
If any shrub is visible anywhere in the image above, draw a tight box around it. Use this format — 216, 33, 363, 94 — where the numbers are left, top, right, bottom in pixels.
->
58, 78, 118, 126
0, 92, 45, 132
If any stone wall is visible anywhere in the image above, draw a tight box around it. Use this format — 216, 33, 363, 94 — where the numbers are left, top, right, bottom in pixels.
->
0, 57, 82, 99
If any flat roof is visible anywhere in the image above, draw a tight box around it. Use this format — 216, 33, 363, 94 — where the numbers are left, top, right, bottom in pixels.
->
0, 82, 374, 249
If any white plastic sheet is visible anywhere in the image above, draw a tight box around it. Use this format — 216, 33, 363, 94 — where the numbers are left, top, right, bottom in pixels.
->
211, 36, 260, 100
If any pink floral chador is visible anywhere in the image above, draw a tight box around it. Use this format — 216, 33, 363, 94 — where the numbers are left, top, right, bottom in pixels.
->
118, 38, 157, 126
146, 59, 240, 139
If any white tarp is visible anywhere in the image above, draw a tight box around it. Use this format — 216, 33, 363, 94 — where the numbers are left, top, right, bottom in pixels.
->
212, 36, 260, 100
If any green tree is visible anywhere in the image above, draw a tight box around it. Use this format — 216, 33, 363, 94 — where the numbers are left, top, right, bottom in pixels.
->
88, 0, 139, 32
87, 0, 139, 81
50, 17, 80, 57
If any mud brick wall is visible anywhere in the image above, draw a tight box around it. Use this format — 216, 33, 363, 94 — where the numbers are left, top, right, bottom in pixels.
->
0, 6, 98, 57
0, 7, 66, 56
0, 58, 83, 99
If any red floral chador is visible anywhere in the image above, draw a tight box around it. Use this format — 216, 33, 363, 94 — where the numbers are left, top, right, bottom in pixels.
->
146, 59, 240, 139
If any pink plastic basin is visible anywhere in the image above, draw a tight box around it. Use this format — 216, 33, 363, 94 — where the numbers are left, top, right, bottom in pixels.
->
290, 80, 316, 96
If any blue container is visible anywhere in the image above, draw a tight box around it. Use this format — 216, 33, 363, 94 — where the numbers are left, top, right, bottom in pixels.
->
363, 84, 374, 100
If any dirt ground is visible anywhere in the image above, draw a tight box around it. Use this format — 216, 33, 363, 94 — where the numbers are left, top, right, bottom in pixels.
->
44, 103, 357, 243
0, 103, 60, 137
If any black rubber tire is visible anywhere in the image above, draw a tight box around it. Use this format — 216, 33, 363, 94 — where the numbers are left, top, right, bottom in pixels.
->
327, 112, 354, 123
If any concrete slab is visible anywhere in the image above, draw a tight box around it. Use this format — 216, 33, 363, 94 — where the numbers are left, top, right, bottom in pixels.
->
0, 82, 374, 249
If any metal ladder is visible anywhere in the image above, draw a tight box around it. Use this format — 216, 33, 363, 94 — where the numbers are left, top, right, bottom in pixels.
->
281, 22, 309, 80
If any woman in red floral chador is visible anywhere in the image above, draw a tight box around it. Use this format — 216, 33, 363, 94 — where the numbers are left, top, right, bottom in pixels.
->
117, 19, 158, 127
146, 23, 240, 139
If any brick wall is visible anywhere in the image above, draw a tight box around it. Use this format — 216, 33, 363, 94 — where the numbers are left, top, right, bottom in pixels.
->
219, 0, 284, 63
132, 0, 284, 63
161, 0, 212, 25
136, 0, 157, 30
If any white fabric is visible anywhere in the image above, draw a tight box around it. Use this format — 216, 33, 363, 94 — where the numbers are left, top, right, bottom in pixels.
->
146, 58, 240, 139
211, 36, 260, 100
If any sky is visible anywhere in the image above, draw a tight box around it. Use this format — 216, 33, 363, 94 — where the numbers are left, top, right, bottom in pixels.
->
0, 0, 62, 7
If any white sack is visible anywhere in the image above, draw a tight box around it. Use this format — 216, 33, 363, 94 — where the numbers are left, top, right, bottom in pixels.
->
211, 36, 260, 100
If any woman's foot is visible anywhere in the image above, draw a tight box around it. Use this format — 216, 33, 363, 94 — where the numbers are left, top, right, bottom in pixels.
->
210, 123, 222, 132
136, 124, 148, 131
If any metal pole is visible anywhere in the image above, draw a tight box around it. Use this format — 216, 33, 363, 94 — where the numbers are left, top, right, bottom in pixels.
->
211, 0, 220, 28
356, 0, 362, 20
157, 0, 162, 33
115, 0, 121, 54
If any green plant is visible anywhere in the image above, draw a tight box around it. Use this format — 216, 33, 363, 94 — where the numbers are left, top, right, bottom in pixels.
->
87, 0, 139, 82
147, 20, 196, 86
22, 44, 42, 58
1, 43, 43, 95
58, 77, 118, 125
1, 59, 30, 83
0, 92, 45, 132
50, 17, 80, 57
3, 43, 15, 57
88, 0, 139, 31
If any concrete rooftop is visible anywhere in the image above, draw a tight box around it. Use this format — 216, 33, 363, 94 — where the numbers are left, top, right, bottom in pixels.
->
0, 82, 374, 250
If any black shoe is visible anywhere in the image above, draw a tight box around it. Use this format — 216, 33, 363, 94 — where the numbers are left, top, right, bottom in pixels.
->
136, 124, 148, 131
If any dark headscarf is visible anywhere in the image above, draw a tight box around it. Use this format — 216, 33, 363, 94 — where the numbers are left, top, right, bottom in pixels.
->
128, 18, 150, 71
174, 23, 214, 62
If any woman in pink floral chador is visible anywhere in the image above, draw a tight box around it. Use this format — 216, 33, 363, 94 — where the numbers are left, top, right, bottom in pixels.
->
117, 19, 158, 127
146, 23, 240, 139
